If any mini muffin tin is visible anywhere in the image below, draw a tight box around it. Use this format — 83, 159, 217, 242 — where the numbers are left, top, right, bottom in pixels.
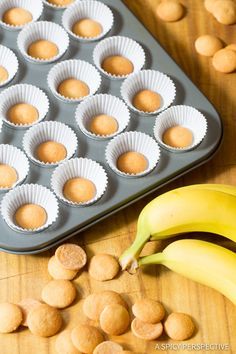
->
0, 0, 222, 254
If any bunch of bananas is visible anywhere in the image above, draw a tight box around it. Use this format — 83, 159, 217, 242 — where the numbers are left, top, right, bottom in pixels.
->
119, 184, 236, 305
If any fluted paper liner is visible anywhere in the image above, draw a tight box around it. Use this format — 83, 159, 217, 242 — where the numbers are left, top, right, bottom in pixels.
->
105, 131, 160, 178
0, 84, 49, 129
51, 157, 108, 206
17, 21, 69, 64
1, 183, 59, 233
93, 36, 145, 80
153, 105, 208, 153
42, 0, 75, 10
62, 0, 113, 42
0, 45, 19, 87
121, 69, 176, 116
23, 121, 78, 167
75, 93, 130, 140
0, 0, 43, 31
0, 144, 29, 192
47, 59, 101, 103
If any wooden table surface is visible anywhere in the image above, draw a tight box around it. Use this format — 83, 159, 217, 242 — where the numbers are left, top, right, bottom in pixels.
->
1, 1, 236, 353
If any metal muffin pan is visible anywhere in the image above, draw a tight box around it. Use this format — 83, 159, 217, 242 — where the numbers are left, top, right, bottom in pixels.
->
0, 0, 222, 254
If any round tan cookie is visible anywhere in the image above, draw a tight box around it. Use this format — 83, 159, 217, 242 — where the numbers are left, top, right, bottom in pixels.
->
88, 254, 120, 281
225, 44, 236, 51
132, 89, 161, 112
212, 48, 236, 73
131, 318, 163, 341
0, 303, 23, 333
195, 35, 223, 57
0, 66, 9, 83
89, 114, 118, 136
48, 255, 78, 280
71, 324, 104, 353
42, 279, 77, 308
100, 304, 130, 335
204, 0, 218, 13
83, 290, 128, 321
117, 151, 148, 175
63, 178, 96, 203
36, 141, 67, 164
28, 40, 59, 60
94, 341, 123, 354
164, 312, 195, 340
72, 18, 102, 38
55, 243, 87, 271
58, 78, 90, 99
212, 0, 236, 25
156, 0, 185, 22
28, 304, 62, 337
162, 125, 193, 148
48, 0, 74, 6
0, 164, 18, 188
132, 298, 165, 324
18, 298, 42, 327
7, 103, 39, 125
14, 204, 47, 230
102, 55, 134, 76
55, 330, 81, 354
3, 7, 32, 26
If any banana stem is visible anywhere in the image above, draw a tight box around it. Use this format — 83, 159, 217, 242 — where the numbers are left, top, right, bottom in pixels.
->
139, 253, 165, 266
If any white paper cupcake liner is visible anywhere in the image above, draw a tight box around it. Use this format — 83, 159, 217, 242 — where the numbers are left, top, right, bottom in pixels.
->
62, 0, 113, 42
1, 183, 59, 233
0, 0, 43, 31
47, 59, 101, 103
22, 121, 78, 167
17, 21, 69, 64
75, 94, 130, 140
93, 36, 146, 80
0, 144, 29, 192
0, 45, 19, 87
105, 131, 161, 178
120, 69, 176, 116
0, 84, 49, 129
51, 157, 108, 206
153, 105, 208, 153
42, 0, 75, 10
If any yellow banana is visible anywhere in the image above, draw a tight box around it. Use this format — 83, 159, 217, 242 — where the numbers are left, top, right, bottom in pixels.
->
119, 184, 236, 271
139, 239, 236, 305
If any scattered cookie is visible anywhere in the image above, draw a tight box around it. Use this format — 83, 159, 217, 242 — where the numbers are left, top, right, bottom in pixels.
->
132, 298, 165, 324
164, 312, 195, 340
83, 291, 128, 321
71, 324, 104, 353
0, 303, 23, 334
58, 78, 90, 99
88, 254, 120, 281
212, 0, 236, 25
101, 55, 134, 76
89, 114, 118, 136
18, 298, 42, 327
94, 341, 123, 354
63, 177, 96, 203
204, 0, 217, 13
48, 255, 78, 280
162, 126, 193, 148
72, 18, 103, 38
156, 0, 185, 22
131, 318, 163, 340
132, 89, 162, 113
3, 7, 32, 26
41, 279, 77, 309
117, 151, 148, 175
28, 303, 62, 337
14, 203, 47, 230
0, 66, 9, 84
36, 141, 67, 164
7, 103, 39, 125
28, 40, 59, 60
195, 35, 224, 57
55, 243, 87, 271
0, 164, 18, 188
212, 48, 236, 73
55, 330, 81, 354
100, 303, 130, 335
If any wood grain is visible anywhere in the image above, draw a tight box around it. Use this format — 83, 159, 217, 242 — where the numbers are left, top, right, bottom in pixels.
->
1, 0, 236, 353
